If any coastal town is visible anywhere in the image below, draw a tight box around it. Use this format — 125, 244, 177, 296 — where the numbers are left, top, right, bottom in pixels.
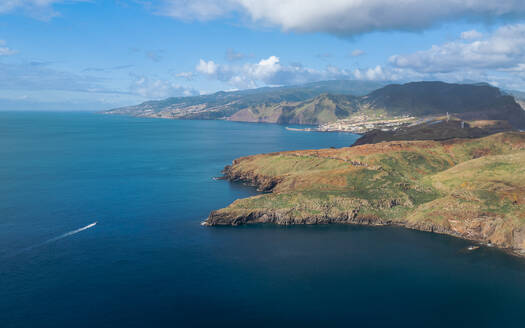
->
286, 114, 417, 133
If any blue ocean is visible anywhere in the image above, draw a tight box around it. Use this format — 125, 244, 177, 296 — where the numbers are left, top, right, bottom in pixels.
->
2, 112, 525, 328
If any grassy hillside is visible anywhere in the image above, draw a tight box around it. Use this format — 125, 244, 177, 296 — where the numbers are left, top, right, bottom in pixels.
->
353, 119, 514, 146
205, 132, 525, 254
226, 94, 360, 124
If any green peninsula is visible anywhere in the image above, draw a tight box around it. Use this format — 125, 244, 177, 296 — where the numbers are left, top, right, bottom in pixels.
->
204, 132, 525, 255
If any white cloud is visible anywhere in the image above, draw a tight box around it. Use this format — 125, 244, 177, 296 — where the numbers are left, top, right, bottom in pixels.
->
461, 30, 483, 40
0, 48, 17, 56
0, 0, 85, 19
197, 56, 284, 88
352, 65, 423, 81
389, 24, 525, 73
157, 0, 237, 21
350, 49, 365, 57
353, 66, 385, 80
0, 40, 17, 56
250, 55, 281, 80
381, 24, 525, 91
194, 55, 400, 88
196, 56, 325, 88
503, 63, 525, 73
157, 0, 525, 36
196, 59, 218, 75
129, 75, 199, 99
175, 71, 195, 80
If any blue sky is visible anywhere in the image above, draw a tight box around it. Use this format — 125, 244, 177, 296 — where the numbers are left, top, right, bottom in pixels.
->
1, 0, 524, 110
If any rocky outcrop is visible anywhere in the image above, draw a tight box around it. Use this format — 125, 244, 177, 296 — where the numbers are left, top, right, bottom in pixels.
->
221, 162, 282, 192
206, 197, 525, 255
407, 217, 506, 246
206, 208, 392, 226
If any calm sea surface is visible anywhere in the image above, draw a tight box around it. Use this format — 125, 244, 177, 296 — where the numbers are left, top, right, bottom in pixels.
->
2, 112, 525, 328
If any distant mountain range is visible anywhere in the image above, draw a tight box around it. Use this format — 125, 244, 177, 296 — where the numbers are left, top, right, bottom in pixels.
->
105, 80, 386, 119
105, 80, 525, 129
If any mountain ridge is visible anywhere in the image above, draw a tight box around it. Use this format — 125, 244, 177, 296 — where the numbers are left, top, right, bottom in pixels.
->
105, 80, 525, 129
105, 80, 385, 120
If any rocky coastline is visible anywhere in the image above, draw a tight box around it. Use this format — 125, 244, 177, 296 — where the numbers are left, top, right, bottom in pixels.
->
206, 164, 525, 256
204, 133, 525, 256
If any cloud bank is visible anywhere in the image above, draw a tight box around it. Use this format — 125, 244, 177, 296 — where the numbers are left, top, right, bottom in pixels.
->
390, 24, 525, 73
194, 55, 416, 89
193, 23, 525, 91
158, 0, 525, 36
387, 24, 525, 89
196, 56, 362, 88
130, 75, 199, 99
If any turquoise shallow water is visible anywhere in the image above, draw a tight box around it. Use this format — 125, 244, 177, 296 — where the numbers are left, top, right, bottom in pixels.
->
2, 112, 525, 328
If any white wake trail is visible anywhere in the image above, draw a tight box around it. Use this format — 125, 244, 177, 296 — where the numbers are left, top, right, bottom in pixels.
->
13, 222, 98, 256
43, 222, 97, 245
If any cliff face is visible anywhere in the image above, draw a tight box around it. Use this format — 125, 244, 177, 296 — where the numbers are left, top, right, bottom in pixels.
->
205, 132, 525, 255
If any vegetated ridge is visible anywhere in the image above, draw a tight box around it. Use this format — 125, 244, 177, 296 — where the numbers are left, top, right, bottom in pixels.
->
204, 132, 525, 256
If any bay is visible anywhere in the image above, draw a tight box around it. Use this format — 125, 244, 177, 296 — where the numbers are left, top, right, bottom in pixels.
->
2, 112, 525, 328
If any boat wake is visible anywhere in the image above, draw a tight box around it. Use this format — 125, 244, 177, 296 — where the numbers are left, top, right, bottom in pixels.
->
11, 222, 98, 256
41, 222, 97, 245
